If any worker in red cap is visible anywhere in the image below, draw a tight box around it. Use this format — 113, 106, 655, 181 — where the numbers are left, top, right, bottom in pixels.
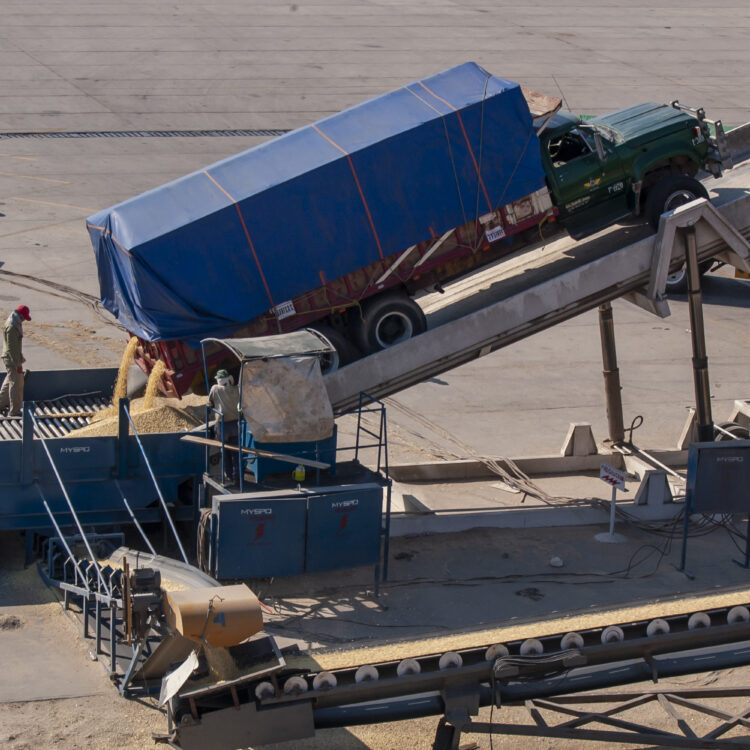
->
0, 304, 31, 417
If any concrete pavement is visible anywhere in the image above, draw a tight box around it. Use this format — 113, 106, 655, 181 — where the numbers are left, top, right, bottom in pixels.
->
2, 0, 750, 458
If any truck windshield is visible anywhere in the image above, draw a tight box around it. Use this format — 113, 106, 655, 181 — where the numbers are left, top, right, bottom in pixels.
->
547, 128, 594, 165
576, 127, 597, 151
586, 122, 621, 144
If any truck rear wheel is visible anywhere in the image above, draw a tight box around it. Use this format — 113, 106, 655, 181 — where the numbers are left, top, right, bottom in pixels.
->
354, 291, 427, 354
645, 175, 708, 230
664, 260, 714, 294
307, 322, 359, 375
645, 175, 710, 293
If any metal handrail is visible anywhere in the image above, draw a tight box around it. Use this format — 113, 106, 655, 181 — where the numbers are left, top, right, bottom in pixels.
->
715, 424, 742, 440
347, 392, 392, 580
36, 487, 89, 593
205, 405, 225, 481
351, 391, 390, 476
113, 479, 157, 558
29, 407, 110, 594
120, 401, 189, 564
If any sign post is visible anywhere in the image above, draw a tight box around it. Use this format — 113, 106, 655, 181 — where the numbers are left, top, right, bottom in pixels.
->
596, 463, 628, 543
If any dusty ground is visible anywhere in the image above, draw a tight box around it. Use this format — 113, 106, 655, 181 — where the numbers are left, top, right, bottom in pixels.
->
4, 523, 750, 749
1, 695, 164, 750
0, 537, 166, 750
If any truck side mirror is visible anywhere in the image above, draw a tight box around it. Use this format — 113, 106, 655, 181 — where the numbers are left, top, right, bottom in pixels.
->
594, 132, 606, 162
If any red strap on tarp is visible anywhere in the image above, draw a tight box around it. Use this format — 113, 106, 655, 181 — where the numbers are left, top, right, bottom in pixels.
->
312, 124, 385, 261
202, 170, 275, 308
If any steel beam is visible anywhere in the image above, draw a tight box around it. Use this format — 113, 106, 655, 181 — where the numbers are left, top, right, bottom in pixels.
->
683, 226, 714, 442
598, 302, 625, 444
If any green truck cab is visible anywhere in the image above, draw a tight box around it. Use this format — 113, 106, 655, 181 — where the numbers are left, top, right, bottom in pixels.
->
538, 101, 731, 247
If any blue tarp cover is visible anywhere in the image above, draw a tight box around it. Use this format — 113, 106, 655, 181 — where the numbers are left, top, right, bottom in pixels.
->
87, 62, 546, 342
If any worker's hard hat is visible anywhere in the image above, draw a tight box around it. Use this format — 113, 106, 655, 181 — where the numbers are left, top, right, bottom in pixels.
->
16, 305, 31, 321
216, 369, 230, 380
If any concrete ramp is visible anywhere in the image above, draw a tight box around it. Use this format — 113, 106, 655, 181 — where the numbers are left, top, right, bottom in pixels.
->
326, 192, 750, 413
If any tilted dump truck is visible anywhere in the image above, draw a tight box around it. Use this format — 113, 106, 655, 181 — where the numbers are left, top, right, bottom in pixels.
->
87, 62, 731, 397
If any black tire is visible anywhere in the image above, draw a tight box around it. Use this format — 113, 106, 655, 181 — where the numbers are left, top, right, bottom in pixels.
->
645, 175, 709, 230
665, 265, 688, 294
306, 322, 358, 375
354, 291, 427, 354
665, 259, 715, 294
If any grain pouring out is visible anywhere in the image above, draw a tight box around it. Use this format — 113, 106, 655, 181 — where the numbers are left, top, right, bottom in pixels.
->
113, 336, 138, 405
140, 359, 166, 412
92, 336, 138, 421
66, 340, 208, 437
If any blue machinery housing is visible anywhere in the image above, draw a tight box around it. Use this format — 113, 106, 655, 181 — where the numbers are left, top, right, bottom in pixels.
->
209, 483, 384, 580
1, 367, 391, 584
0, 411, 203, 533
0, 368, 202, 532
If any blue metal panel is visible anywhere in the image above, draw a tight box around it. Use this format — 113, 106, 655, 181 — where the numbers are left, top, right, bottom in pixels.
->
213, 495, 307, 579
686, 439, 750, 514
0, 477, 183, 531
139, 433, 205, 475
0, 441, 22, 484
88, 62, 546, 342
0, 431, 204, 531
35, 437, 117, 481
305, 484, 382, 573
242, 426, 337, 481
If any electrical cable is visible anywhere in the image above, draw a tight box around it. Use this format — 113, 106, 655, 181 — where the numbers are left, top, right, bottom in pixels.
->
263, 508, 735, 633
196, 508, 212, 573
381, 396, 561, 505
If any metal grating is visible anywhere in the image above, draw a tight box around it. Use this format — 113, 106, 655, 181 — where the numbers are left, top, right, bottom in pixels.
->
0, 395, 111, 441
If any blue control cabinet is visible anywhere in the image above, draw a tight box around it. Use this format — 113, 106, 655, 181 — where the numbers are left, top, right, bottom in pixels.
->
687, 439, 750, 514
680, 439, 750, 573
305, 485, 383, 573
211, 483, 383, 579
212, 493, 307, 579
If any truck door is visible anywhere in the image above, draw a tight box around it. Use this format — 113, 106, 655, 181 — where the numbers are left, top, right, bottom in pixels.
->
544, 127, 628, 239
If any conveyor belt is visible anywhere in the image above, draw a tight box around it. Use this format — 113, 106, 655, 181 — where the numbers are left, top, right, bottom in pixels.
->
168, 588, 750, 749
0, 394, 110, 440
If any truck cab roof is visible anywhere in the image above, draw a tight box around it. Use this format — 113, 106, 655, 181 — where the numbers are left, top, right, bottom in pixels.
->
536, 103, 697, 148
590, 102, 694, 141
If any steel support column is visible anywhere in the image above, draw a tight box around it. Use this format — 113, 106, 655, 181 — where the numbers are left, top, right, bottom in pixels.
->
598, 302, 625, 444
683, 227, 714, 442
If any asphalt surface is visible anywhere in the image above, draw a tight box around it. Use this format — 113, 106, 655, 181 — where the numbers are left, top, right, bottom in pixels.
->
2, 0, 750, 459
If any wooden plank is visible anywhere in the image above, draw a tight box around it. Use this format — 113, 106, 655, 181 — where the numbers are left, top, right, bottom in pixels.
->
179, 434, 330, 470
36, 412, 96, 419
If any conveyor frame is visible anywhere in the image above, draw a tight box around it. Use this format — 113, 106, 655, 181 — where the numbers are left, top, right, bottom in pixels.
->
326, 194, 750, 413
